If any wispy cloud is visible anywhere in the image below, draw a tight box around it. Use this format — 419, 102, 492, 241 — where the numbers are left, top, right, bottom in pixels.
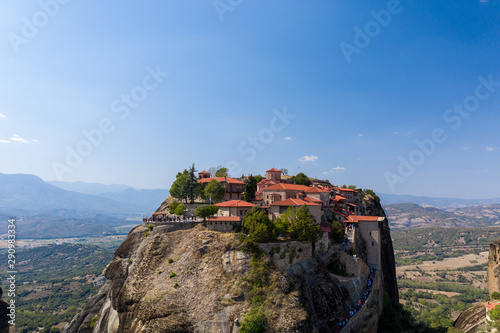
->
10, 134, 30, 143
32, 139, 39, 143
0, 113, 6, 119
358, 133, 363, 137
486, 146, 495, 152
323, 166, 346, 174
462, 147, 470, 150
284, 136, 292, 141
0, 139, 10, 144
299, 155, 318, 163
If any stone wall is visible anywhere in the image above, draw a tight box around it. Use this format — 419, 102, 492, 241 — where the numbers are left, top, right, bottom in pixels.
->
142, 221, 203, 232
341, 269, 383, 333
260, 241, 312, 272
207, 221, 240, 233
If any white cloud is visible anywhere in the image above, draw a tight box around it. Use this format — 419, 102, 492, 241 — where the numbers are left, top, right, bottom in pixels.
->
10, 134, 30, 143
462, 147, 470, 150
331, 166, 346, 171
0, 113, 6, 119
299, 155, 318, 163
284, 137, 292, 141
486, 146, 495, 151
358, 133, 363, 137
0, 139, 10, 144
32, 139, 39, 143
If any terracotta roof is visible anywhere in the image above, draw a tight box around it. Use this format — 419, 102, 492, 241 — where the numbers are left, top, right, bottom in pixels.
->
303, 196, 322, 203
207, 216, 241, 222
197, 177, 245, 185
338, 188, 358, 193
266, 168, 282, 172
199, 170, 210, 174
485, 302, 500, 311
332, 210, 349, 218
270, 198, 320, 206
330, 195, 347, 202
215, 200, 256, 208
346, 215, 384, 223
304, 187, 329, 193
263, 183, 310, 191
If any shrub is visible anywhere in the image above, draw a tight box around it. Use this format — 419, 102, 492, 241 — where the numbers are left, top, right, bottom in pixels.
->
168, 258, 173, 263
493, 292, 500, 300
158, 271, 162, 274
148, 224, 154, 231
90, 315, 98, 329
173, 282, 179, 288
240, 306, 267, 333
169, 272, 177, 278
144, 231, 149, 237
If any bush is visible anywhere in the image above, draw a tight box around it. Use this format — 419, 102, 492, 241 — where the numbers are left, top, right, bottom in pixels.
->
169, 272, 177, 278
147, 224, 154, 231
144, 231, 149, 237
158, 271, 162, 274
90, 315, 98, 329
239, 306, 267, 333
168, 258, 173, 263
173, 282, 179, 288
492, 292, 500, 300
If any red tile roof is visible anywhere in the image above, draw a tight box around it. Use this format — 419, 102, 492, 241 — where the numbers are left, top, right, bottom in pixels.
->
215, 200, 256, 208
332, 210, 349, 218
266, 168, 282, 172
198, 177, 245, 185
321, 226, 333, 233
330, 195, 347, 202
485, 302, 500, 311
199, 170, 210, 174
263, 183, 311, 191
304, 187, 329, 193
207, 216, 241, 222
270, 198, 320, 206
303, 196, 322, 203
346, 215, 384, 223
338, 188, 358, 193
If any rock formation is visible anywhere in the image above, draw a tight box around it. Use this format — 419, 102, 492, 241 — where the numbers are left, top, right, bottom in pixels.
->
65, 194, 398, 333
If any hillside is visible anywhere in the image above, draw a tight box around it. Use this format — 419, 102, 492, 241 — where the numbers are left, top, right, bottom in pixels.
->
384, 203, 500, 229
379, 193, 500, 209
0, 244, 113, 332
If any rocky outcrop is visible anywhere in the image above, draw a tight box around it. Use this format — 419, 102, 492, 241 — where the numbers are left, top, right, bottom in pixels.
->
66, 194, 398, 333
360, 195, 399, 301
488, 239, 500, 295
454, 303, 486, 333
0, 288, 9, 333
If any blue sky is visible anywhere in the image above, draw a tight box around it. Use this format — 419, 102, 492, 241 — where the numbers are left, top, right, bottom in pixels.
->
0, 0, 499, 198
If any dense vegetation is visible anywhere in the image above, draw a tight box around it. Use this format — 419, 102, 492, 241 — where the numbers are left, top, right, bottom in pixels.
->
0, 244, 113, 332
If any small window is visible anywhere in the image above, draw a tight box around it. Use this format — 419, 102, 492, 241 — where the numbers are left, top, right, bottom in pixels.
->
369, 231, 371, 236
372, 242, 375, 246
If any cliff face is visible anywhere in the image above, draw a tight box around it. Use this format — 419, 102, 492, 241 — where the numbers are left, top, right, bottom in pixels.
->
360, 195, 399, 301
488, 240, 500, 295
454, 304, 486, 333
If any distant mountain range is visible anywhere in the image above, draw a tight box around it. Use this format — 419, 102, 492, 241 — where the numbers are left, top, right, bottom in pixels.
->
0, 173, 169, 238
378, 193, 500, 209
47, 180, 133, 195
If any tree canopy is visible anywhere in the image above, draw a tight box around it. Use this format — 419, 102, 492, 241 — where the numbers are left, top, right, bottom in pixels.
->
292, 172, 312, 186
242, 206, 277, 243
243, 175, 257, 202
204, 179, 225, 203
288, 205, 323, 243
215, 167, 229, 177
170, 163, 199, 203
195, 205, 219, 219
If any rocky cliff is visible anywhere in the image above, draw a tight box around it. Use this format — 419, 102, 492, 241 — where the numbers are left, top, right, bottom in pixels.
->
488, 239, 500, 295
65, 196, 398, 333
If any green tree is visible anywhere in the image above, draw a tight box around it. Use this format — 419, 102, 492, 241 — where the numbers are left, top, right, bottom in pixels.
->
242, 206, 277, 243
204, 179, 226, 203
289, 205, 323, 254
292, 172, 312, 186
195, 205, 219, 220
169, 201, 180, 214
280, 168, 288, 175
169, 170, 189, 203
330, 220, 345, 242
174, 204, 187, 216
215, 167, 229, 177
243, 175, 258, 201
185, 163, 199, 203
275, 206, 298, 236
254, 174, 263, 184
488, 304, 500, 331
347, 185, 356, 190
